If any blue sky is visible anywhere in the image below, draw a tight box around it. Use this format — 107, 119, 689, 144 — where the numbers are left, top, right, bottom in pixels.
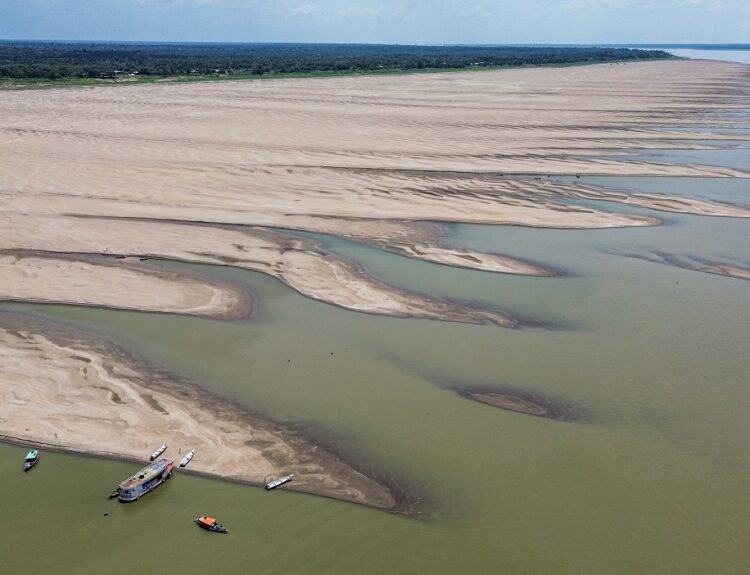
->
1, 0, 748, 44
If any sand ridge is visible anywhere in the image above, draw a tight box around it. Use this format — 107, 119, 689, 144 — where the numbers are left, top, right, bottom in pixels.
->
2, 60, 749, 324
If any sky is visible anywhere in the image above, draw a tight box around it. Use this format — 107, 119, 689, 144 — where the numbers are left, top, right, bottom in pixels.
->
0, 0, 748, 44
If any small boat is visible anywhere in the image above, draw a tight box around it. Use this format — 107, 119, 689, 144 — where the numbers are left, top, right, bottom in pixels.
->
108, 488, 120, 499
23, 449, 39, 471
179, 450, 195, 468
265, 473, 294, 490
149, 444, 167, 461
195, 516, 228, 533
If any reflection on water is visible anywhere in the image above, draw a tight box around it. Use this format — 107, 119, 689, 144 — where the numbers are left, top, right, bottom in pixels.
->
2, 173, 750, 572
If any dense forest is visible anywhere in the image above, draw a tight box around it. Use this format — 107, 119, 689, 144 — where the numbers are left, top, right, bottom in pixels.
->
0, 42, 671, 80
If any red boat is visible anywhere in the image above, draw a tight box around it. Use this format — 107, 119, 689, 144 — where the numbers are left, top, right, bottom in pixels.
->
195, 516, 228, 533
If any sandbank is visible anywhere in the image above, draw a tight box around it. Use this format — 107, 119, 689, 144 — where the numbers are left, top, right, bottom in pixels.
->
0, 251, 252, 318
457, 388, 574, 421
0, 312, 401, 510
0, 215, 518, 327
626, 251, 750, 281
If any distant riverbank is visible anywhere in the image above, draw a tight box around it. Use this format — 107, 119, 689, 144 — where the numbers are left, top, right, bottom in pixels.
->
626, 45, 750, 64
0, 42, 671, 89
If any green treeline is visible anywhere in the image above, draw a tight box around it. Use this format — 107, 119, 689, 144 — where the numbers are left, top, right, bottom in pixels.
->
0, 42, 672, 80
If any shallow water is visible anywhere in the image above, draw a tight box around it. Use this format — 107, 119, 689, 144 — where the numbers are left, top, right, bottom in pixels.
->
663, 48, 750, 65
2, 154, 750, 572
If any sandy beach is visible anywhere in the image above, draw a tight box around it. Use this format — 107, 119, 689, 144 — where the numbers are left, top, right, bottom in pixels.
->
0, 312, 399, 509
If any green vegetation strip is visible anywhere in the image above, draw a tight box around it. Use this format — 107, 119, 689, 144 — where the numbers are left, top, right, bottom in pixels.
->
1, 42, 672, 89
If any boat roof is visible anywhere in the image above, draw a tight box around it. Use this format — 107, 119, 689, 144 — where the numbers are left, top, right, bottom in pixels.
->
119, 458, 169, 490
200, 516, 216, 525
25, 450, 37, 459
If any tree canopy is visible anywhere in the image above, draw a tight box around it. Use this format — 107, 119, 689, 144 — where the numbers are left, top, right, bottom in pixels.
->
0, 42, 671, 80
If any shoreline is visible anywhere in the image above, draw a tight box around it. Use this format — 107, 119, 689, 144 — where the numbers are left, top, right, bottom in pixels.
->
0, 310, 412, 512
0, 216, 522, 328
1, 57, 680, 91
0, 250, 254, 320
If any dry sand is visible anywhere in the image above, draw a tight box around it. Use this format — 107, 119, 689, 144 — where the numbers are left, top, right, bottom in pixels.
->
1, 61, 749, 320
0, 251, 252, 318
0, 81, 745, 298
0, 312, 399, 509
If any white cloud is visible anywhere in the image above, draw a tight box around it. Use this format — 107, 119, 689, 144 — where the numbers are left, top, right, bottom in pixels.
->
291, 2, 320, 14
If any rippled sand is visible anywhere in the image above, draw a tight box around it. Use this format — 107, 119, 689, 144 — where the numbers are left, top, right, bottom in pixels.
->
1, 60, 749, 321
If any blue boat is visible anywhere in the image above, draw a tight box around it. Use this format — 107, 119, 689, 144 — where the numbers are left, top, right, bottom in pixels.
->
23, 449, 38, 471
117, 458, 174, 501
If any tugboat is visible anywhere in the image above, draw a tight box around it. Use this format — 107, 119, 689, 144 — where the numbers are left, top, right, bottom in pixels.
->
179, 450, 195, 468
149, 444, 167, 461
23, 449, 39, 471
195, 516, 228, 533
117, 459, 173, 501
265, 473, 294, 490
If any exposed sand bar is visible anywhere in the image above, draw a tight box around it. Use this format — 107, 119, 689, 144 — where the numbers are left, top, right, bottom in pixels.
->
0, 312, 400, 509
1, 61, 748, 303
0, 215, 518, 327
0, 60, 749, 319
625, 251, 750, 281
0, 252, 252, 318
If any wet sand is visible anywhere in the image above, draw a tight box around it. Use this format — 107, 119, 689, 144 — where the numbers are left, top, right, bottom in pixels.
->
456, 388, 574, 421
0, 312, 401, 510
626, 251, 750, 281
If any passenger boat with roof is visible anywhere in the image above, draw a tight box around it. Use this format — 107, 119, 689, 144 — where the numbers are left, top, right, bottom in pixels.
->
195, 516, 228, 533
149, 444, 167, 461
117, 458, 173, 501
23, 449, 38, 471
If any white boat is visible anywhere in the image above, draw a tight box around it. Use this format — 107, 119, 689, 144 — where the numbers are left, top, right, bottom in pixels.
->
149, 444, 167, 461
179, 450, 195, 468
265, 473, 294, 490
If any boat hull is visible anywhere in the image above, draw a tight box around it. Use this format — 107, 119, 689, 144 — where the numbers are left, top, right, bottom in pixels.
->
195, 519, 228, 533
118, 459, 173, 502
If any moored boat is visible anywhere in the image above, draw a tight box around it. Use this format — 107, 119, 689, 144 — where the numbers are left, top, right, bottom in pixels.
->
149, 443, 167, 461
23, 449, 39, 471
265, 473, 294, 490
117, 458, 173, 502
179, 450, 195, 468
195, 516, 228, 533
